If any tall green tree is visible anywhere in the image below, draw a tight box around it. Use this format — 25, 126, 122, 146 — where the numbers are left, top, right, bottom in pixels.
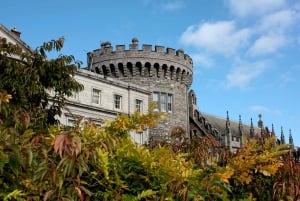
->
0, 37, 83, 129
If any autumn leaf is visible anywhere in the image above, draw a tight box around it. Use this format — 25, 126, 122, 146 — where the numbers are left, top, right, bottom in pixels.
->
221, 167, 234, 184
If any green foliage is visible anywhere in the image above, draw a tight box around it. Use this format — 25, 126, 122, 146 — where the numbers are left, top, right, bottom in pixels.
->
0, 38, 83, 128
1, 88, 298, 200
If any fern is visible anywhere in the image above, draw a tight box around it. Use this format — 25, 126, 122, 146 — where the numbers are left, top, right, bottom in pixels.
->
96, 147, 110, 180
124, 189, 157, 201
3, 190, 26, 201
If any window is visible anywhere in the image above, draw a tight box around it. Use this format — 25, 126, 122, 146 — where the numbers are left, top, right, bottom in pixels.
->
167, 94, 173, 112
152, 92, 173, 113
160, 93, 166, 112
114, 94, 122, 109
135, 99, 143, 112
67, 118, 76, 127
92, 88, 101, 104
131, 132, 143, 144
152, 92, 159, 111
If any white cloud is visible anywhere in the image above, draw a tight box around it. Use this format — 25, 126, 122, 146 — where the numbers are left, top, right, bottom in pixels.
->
248, 34, 286, 56
143, 0, 184, 11
250, 105, 281, 115
280, 71, 295, 83
250, 105, 270, 113
228, 0, 286, 18
190, 53, 214, 68
161, 1, 184, 11
180, 21, 251, 55
258, 9, 298, 33
226, 61, 269, 89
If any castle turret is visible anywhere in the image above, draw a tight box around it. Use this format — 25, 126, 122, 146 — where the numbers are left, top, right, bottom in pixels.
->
87, 38, 193, 140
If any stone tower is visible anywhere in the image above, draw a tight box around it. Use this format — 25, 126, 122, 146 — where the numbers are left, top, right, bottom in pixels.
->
87, 38, 193, 140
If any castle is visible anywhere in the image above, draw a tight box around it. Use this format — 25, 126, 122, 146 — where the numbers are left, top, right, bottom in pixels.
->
65, 38, 293, 151
0, 24, 294, 151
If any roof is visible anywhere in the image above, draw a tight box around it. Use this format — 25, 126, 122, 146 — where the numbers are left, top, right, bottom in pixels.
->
201, 112, 261, 137
0, 24, 32, 52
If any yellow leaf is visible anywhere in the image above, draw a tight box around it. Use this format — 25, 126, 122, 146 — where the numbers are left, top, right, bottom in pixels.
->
221, 168, 234, 184
260, 169, 271, 176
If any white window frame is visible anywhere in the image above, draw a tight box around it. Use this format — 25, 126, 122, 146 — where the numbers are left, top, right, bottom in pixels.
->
152, 92, 159, 111
160, 93, 167, 112
92, 88, 101, 105
131, 131, 143, 144
114, 94, 122, 110
152, 92, 173, 113
135, 99, 143, 113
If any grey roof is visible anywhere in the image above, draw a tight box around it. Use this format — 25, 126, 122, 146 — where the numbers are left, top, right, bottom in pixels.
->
201, 112, 261, 137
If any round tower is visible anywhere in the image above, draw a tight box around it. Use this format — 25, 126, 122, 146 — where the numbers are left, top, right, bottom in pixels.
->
87, 38, 193, 140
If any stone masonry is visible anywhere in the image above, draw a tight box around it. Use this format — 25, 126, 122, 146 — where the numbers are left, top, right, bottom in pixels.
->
87, 38, 193, 140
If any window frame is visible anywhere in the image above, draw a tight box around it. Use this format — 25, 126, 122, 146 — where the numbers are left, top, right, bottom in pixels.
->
114, 94, 122, 110
92, 88, 101, 105
152, 92, 173, 113
135, 99, 143, 113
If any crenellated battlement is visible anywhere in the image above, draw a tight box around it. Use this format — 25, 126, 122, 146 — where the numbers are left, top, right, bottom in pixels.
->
93, 38, 193, 65
87, 38, 193, 87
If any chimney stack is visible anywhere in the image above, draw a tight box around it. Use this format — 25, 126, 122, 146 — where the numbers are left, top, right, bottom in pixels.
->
11, 27, 21, 38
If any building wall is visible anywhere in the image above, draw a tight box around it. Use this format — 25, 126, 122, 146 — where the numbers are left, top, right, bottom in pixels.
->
0, 24, 31, 52
57, 69, 151, 144
87, 38, 193, 140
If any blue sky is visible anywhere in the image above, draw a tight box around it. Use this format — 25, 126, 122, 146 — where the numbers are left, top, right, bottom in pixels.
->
2, 0, 300, 146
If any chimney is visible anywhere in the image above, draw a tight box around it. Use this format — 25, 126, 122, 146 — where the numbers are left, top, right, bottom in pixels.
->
11, 27, 21, 38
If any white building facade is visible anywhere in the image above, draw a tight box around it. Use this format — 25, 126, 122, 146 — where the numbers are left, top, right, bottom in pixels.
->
58, 69, 151, 144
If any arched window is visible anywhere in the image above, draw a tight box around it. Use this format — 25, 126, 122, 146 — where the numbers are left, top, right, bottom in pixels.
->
170, 66, 175, 80
127, 62, 133, 76
162, 64, 168, 78
176, 68, 181, 81
110, 64, 116, 77
154, 63, 160, 77
118, 63, 124, 77
145, 62, 151, 77
95, 66, 100, 74
181, 70, 186, 83
136, 62, 142, 76
102, 65, 108, 77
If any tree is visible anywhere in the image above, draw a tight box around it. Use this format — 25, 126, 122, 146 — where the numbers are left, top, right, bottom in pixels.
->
0, 37, 83, 129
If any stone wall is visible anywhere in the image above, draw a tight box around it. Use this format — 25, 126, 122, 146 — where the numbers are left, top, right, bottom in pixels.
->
87, 38, 193, 140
